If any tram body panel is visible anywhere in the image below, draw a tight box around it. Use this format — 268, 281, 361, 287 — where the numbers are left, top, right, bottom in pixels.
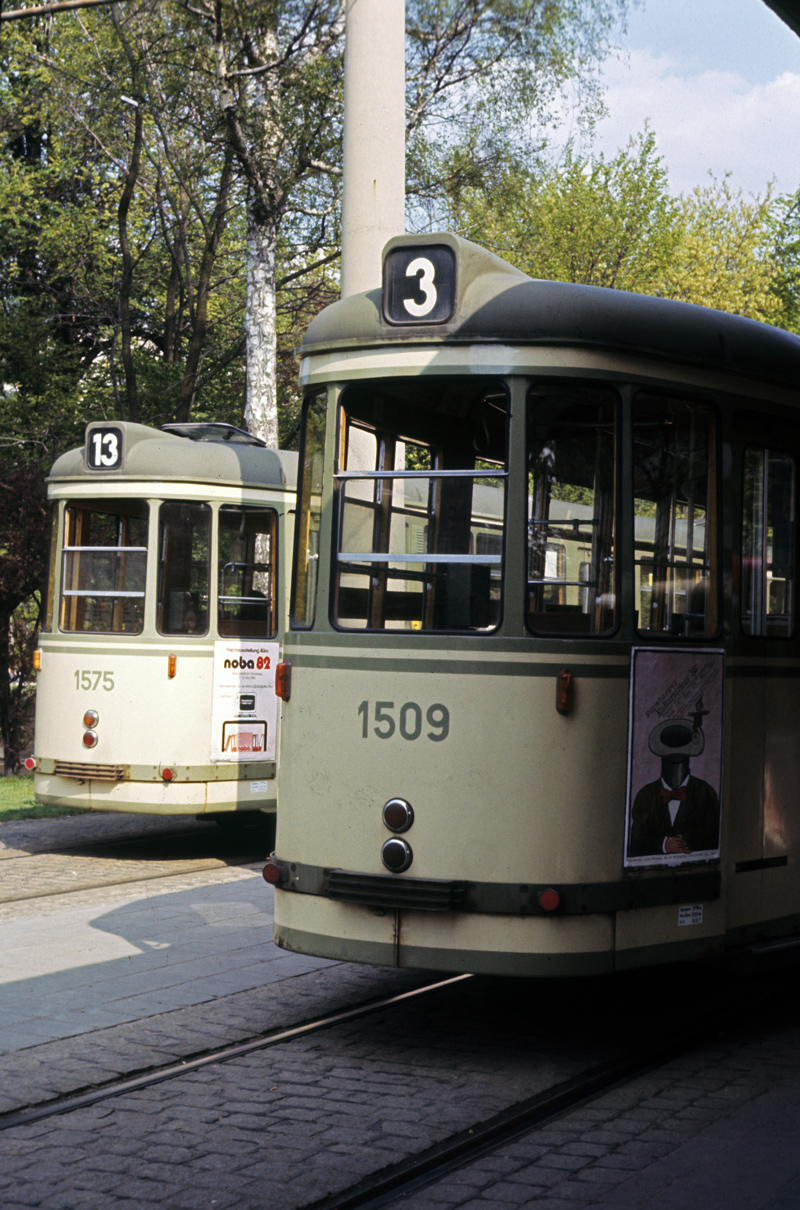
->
277, 656, 629, 884
35, 645, 217, 767
268, 233, 800, 975
274, 890, 616, 977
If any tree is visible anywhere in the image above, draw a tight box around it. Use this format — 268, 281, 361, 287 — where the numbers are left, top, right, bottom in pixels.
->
201, 0, 631, 442
443, 132, 792, 327
445, 131, 682, 293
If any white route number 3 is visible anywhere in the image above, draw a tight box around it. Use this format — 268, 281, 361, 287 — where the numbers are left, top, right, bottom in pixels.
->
403, 257, 438, 319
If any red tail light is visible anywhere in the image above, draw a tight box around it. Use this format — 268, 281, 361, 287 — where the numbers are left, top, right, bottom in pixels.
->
275, 660, 291, 702
555, 669, 574, 715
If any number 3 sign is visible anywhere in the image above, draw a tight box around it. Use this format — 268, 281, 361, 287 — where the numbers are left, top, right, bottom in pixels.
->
383, 245, 456, 325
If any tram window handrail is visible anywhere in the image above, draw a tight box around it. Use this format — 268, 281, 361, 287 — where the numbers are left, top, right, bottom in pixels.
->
63, 545, 148, 553
61, 589, 145, 598
335, 469, 507, 480
529, 518, 599, 530
219, 594, 273, 605
337, 552, 501, 565
528, 578, 595, 588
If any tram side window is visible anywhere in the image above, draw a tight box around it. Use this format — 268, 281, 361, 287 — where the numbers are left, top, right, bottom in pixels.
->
527, 385, 618, 636
157, 503, 210, 636
291, 391, 327, 629
218, 506, 278, 638
742, 447, 795, 638
60, 500, 148, 635
633, 395, 717, 637
333, 379, 508, 631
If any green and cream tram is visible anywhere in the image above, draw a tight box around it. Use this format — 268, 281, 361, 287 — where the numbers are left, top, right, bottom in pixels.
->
31, 422, 296, 827
264, 233, 800, 975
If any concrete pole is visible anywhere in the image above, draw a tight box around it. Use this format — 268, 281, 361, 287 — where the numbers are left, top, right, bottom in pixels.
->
341, 0, 406, 298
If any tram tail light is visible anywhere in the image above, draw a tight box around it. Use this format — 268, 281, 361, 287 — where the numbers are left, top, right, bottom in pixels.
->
263, 862, 285, 886
33, 650, 41, 671
161, 767, 175, 781
168, 654, 177, 678
539, 888, 560, 912
275, 660, 291, 702
24, 757, 36, 772
555, 669, 574, 715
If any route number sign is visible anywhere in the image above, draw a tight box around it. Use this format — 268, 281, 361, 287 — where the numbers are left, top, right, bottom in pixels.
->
86, 427, 123, 470
383, 245, 456, 325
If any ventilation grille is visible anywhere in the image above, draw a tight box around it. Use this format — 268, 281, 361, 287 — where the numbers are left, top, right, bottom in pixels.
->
53, 762, 127, 782
324, 870, 467, 912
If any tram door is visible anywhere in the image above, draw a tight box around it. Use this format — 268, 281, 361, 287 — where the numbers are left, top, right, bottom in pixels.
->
727, 415, 800, 936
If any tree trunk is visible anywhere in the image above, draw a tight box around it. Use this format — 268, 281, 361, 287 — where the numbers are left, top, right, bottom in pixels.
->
0, 610, 15, 777
244, 205, 280, 447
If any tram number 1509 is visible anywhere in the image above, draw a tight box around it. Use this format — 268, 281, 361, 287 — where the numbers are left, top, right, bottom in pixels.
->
358, 700, 449, 742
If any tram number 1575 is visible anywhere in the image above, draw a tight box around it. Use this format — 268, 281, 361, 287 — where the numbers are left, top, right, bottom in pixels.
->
358, 700, 449, 742
74, 670, 115, 691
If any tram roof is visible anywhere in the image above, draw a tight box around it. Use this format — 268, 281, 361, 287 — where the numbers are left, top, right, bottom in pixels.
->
302, 233, 800, 389
48, 422, 297, 491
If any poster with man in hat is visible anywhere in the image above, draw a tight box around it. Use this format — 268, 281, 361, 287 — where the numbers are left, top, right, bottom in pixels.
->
625, 649, 724, 867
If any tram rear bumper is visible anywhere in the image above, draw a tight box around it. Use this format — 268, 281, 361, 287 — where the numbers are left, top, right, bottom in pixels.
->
265, 857, 721, 916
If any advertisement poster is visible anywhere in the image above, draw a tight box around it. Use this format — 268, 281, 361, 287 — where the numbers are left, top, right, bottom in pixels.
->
210, 641, 279, 762
624, 648, 724, 868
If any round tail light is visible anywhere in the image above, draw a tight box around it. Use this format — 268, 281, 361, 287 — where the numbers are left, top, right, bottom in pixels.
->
383, 798, 414, 833
382, 838, 413, 873
82, 730, 98, 749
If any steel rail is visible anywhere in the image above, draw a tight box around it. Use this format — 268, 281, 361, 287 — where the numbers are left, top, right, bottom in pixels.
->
0, 974, 472, 1131
301, 977, 783, 1210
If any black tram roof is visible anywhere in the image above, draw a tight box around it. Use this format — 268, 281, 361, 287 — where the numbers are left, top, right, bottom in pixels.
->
48, 421, 297, 492
302, 233, 800, 389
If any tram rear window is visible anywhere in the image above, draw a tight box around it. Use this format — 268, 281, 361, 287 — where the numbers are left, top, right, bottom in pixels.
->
218, 506, 278, 638
633, 395, 717, 637
158, 503, 210, 636
527, 385, 618, 636
742, 447, 796, 638
60, 500, 148, 635
333, 379, 508, 631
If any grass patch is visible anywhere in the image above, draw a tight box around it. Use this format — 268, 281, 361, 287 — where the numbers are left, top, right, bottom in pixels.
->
0, 774, 84, 823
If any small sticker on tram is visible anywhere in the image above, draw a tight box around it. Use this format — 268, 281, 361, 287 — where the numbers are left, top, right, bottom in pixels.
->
678, 904, 703, 927
250, 781, 269, 793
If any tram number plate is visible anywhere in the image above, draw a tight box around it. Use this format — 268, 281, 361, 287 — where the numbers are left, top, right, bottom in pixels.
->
358, 700, 449, 742
383, 246, 456, 325
74, 670, 115, 691
86, 426, 123, 470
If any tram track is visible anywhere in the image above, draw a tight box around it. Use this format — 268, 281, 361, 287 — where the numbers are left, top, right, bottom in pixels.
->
0, 973, 472, 1131
303, 963, 800, 1210
1, 957, 798, 1210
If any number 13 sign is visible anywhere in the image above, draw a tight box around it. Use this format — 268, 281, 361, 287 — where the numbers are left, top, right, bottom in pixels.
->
86, 426, 124, 471
383, 245, 456, 325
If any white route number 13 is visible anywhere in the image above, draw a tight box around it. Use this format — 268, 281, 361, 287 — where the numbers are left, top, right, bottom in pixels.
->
88, 427, 123, 470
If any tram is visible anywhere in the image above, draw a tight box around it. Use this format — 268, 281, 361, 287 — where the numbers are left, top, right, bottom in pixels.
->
264, 232, 800, 975
30, 421, 296, 829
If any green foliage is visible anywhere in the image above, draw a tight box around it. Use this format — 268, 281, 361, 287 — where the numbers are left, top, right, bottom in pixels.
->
0, 772, 83, 820
442, 130, 799, 329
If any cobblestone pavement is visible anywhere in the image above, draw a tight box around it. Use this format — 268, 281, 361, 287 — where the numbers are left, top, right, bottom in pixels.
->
392, 1008, 800, 1210
0, 813, 214, 860
2, 964, 799, 1210
0, 813, 268, 903
2, 815, 800, 1209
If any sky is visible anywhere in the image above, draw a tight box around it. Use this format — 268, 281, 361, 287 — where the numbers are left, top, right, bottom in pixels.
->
587, 0, 800, 198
